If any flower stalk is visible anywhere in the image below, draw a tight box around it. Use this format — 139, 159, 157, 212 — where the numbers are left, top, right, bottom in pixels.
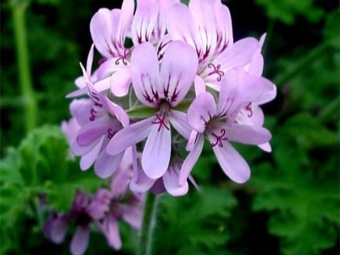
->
138, 192, 158, 255
11, 0, 37, 132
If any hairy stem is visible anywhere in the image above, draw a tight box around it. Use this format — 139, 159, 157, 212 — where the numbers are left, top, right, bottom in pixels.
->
138, 192, 158, 255
11, 0, 37, 132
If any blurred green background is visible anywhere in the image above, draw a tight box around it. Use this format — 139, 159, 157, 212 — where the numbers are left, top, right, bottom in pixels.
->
0, 0, 339, 254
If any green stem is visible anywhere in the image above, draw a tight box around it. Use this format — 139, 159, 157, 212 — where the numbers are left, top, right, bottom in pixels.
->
11, 0, 37, 132
138, 192, 158, 255
276, 42, 330, 87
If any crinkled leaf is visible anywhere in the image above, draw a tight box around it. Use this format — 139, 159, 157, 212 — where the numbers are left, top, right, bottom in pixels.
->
251, 144, 339, 255
153, 186, 237, 254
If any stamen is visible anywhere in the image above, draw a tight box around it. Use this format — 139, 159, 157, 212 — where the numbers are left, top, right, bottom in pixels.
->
115, 49, 130, 65
210, 128, 228, 147
245, 102, 253, 117
107, 128, 116, 139
152, 112, 170, 132
89, 108, 96, 121
207, 63, 224, 81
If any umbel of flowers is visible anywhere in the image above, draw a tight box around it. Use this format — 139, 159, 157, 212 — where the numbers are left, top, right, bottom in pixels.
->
64, 0, 276, 196
59, 0, 276, 252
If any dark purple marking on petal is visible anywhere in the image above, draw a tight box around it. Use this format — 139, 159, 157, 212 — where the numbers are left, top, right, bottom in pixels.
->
210, 128, 228, 147
141, 74, 159, 103
91, 91, 103, 108
152, 112, 169, 132
207, 63, 224, 81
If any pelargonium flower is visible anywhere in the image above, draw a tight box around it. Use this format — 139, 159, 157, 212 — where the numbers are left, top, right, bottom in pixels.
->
69, 59, 130, 178
165, 0, 261, 93
106, 40, 198, 181
87, 149, 144, 249
70, 0, 175, 99
180, 68, 272, 185
130, 148, 190, 196
44, 211, 68, 244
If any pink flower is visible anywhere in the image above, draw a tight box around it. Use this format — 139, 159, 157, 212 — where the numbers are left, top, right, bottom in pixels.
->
180, 68, 272, 185
61, 117, 81, 159
70, 61, 130, 178
166, 0, 264, 93
106, 41, 198, 180
87, 149, 144, 249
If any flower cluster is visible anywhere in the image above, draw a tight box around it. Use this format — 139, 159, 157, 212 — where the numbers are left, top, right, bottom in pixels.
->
44, 149, 144, 255
65, 0, 276, 197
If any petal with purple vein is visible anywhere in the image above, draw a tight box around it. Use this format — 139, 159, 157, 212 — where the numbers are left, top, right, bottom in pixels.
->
142, 123, 171, 179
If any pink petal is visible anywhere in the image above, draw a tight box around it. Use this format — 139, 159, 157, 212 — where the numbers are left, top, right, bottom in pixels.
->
94, 150, 125, 178
71, 137, 100, 157
110, 67, 132, 97
187, 92, 216, 133
130, 42, 160, 107
76, 120, 120, 147
106, 117, 153, 155
66, 87, 88, 98
130, 146, 156, 192
142, 122, 171, 179
116, 0, 134, 45
86, 44, 95, 75
69, 99, 92, 126
258, 142, 272, 152
218, 68, 260, 117
130, 165, 155, 193
97, 58, 129, 80
166, 3, 200, 49
90, 9, 118, 58
246, 50, 264, 76
132, 0, 159, 45
237, 106, 264, 127
214, 1, 233, 51
169, 110, 191, 139
70, 225, 89, 255
189, 0, 217, 59
163, 164, 189, 196
211, 140, 250, 184
104, 216, 122, 250
194, 75, 206, 96
110, 165, 131, 197
255, 77, 277, 105
120, 204, 143, 228
50, 218, 68, 244
225, 123, 272, 145
79, 137, 104, 170
159, 41, 198, 106
204, 37, 259, 83
180, 133, 204, 185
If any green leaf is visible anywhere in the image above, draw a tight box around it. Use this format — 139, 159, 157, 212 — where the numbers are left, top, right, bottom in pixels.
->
256, 0, 325, 24
251, 145, 339, 255
153, 186, 237, 255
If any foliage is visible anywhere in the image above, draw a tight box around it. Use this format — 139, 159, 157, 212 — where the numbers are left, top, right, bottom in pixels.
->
153, 186, 237, 255
255, 0, 325, 24
1, 0, 339, 254
0, 126, 101, 254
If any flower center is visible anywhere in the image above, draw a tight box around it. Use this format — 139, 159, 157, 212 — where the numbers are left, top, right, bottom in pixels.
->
245, 102, 253, 117
152, 112, 170, 132
207, 63, 224, 81
210, 128, 228, 147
